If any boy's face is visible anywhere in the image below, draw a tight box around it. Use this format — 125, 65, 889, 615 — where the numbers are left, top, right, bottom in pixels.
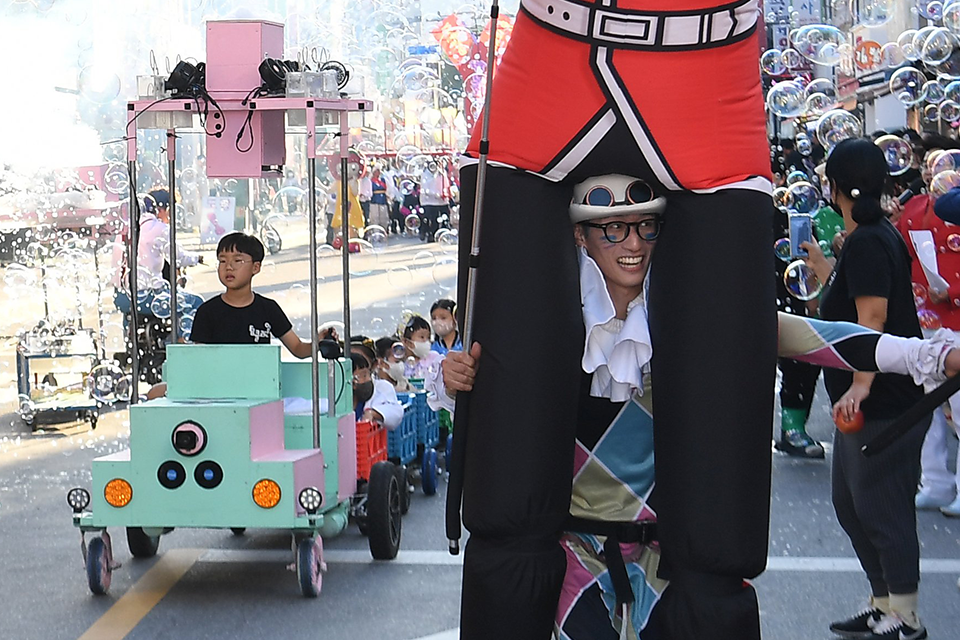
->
403, 328, 431, 354
217, 248, 260, 290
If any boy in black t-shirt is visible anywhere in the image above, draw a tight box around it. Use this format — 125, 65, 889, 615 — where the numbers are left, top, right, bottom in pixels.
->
145, 233, 329, 399
189, 232, 324, 357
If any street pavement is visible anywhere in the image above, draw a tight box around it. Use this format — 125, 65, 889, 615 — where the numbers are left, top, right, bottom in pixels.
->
0, 229, 958, 639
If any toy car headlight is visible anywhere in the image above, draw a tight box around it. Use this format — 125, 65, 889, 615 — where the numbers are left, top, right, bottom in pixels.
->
252, 479, 281, 509
298, 487, 322, 514
67, 487, 90, 513
104, 478, 133, 508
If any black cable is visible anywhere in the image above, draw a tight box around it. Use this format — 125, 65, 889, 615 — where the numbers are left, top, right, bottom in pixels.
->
124, 96, 175, 130
335, 359, 346, 405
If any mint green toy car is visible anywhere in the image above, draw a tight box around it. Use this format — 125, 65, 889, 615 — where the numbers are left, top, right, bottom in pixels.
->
66, 344, 403, 597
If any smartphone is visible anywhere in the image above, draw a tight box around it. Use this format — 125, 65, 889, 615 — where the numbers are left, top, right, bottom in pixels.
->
789, 214, 813, 259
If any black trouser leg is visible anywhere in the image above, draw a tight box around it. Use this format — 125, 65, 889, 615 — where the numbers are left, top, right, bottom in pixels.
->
832, 415, 929, 595
454, 164, 581, 639
648, 190, 777, 640
778, 356, 821, 415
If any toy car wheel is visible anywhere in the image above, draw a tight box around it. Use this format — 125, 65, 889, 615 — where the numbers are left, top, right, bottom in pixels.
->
421, 448, 439, 496
394, 464, 410, 515
296, 537, 323, 598
367, 462, 401, 560
126, 527, 160, 558
230, 528, 246, 536
86, 535, 112, 595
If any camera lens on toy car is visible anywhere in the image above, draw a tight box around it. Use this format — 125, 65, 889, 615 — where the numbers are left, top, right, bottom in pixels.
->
172, 421, 207, 456
194, 461, 223, 489
158, 461, 187, 489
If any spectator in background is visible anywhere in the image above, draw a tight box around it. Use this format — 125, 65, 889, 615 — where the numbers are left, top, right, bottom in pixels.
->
384, 161, 404, 235
420, 160, 448, 242
350, 338, 403, 431
369, 167, 390, 230
904, 186, 960, 518
375, 336, 412, 392
402, 314, 441, 381
358, 166, 373, 227
430, 298, 462, 355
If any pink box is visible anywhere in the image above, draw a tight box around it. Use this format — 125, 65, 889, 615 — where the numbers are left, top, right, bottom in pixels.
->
206, 20, 284, 97
206, 108, 285, 178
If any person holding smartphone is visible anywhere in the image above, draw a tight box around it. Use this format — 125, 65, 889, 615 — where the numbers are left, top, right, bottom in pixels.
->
802, 138, 929, 640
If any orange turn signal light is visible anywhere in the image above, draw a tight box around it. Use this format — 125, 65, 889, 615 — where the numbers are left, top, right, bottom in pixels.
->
252, 479, 281, 509
104, 478, 133, 507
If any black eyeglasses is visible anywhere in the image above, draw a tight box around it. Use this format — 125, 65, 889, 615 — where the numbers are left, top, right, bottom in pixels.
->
582, 218, 661, 243
581, 181, 655, 207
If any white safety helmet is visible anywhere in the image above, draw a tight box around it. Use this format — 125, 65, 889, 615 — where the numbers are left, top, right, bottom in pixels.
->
569, 174, 666, 222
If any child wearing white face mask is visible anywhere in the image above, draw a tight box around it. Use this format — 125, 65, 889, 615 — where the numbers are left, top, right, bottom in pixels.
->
430, 298, 463, 355
402, 315, 441, 382
375, 337, 412, 392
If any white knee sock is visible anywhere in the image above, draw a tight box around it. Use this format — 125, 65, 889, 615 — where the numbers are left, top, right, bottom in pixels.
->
889, 592, 920, 627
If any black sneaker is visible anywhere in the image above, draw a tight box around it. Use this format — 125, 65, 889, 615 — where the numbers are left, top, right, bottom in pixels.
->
775, 430, 826, 459
829, 607, 883, 637
863, 613, 926, 640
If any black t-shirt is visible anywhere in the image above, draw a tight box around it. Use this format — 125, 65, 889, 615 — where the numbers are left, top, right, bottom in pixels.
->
189, 293, 293, 345
819, 219, 922, 418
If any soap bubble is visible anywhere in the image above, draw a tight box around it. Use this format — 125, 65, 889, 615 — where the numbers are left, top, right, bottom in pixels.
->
761, 49, 786, 75
918, 308, 943, 330
914, 282, 929, 308
805, 92, 834, 116
881, 42, 905, 68
899, 30, 920, 61
786, 170, 809, 186
87, 363, 127, 404
767, 81, 805, 118
149, 292, 172, 319
919, 1, 945, 21
941, 100, 960, 122
945, 1, 960, 33
854, 0, 895, 26
785, 182, 821, 214
924, 80, 947, 104
816, 109, 863, 150
946, 80, 960, 102
797, 136, 812, 156
890, 67, 927, 106
781, 48, 803, 69
932, 149, 960, 174
931, 170, 960, 197
925, 104, 941, 124
773, 187, 790, 210
437, 228, 459, 253
362, 225, 388, 250
78, 65, 122, 104
793, 24, 845, 66
920, 28, 958, 66
784, 260, 822, 301
948, 233, 960, 251
875, 135, 915, 176
774, 238, 793, 262
404, 214, 421, 231
387, 266, 413, 287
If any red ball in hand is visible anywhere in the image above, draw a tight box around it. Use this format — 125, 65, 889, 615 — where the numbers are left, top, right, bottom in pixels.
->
835, 410, 864, 434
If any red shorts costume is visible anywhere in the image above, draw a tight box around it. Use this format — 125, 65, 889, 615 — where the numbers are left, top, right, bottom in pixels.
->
467, 0, 771, 191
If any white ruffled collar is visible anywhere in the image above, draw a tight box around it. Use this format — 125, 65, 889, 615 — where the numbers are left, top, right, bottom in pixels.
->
579, 247, 653, 401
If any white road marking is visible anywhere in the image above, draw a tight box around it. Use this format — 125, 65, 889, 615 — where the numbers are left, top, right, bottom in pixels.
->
198, 549, 960, 574
410, 630, 459, 640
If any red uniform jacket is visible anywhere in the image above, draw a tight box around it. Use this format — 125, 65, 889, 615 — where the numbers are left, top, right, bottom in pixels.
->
897, 194, 960, 331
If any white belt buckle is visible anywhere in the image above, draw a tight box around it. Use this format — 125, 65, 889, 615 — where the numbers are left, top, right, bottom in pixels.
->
593, 10, 659, 46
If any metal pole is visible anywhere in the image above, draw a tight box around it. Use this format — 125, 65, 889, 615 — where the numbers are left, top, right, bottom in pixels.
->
309, 155, 321, 447
446, 0, 500, 556
92, 233, 106, 361
340, 111, 351, 350
167, 129, 179, 344
127, 159, 140, 403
